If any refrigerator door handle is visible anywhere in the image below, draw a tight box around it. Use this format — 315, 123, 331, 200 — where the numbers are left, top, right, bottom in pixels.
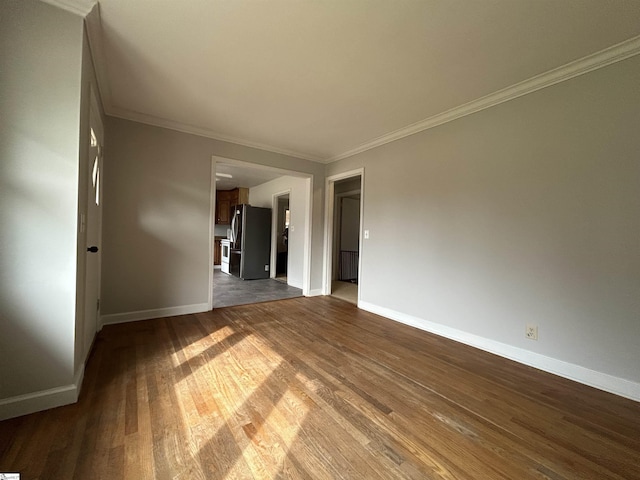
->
231, 210, 238, 245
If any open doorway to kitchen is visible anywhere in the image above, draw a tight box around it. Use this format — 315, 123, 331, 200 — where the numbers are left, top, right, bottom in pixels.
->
324, 169, 364, 305
209, 157, 312, 309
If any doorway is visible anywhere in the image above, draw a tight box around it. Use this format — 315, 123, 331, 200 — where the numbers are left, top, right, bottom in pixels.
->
209, 157, 313, 310
273, 192, 290, 283
323, 169, 364, 305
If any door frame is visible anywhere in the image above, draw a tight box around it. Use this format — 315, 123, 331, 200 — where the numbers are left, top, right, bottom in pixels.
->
271, 190, 291, 280
323, 168, 364, 304
208, 156, 314, 309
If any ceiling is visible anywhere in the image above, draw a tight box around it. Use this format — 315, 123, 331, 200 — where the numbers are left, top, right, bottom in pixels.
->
80, 0, 640, 163
214, 162, 283, 191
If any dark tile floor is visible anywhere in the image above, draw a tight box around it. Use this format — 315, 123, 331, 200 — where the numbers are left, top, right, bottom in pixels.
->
212, 268, 303, 308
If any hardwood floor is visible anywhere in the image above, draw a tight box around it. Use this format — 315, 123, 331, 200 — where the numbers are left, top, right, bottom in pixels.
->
1, 296, 639, 479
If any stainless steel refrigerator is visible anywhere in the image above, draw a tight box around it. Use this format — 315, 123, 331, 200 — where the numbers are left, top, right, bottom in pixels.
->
229, 204, 272, 279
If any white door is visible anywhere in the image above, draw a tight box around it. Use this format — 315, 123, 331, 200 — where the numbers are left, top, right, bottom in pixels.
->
84, 91, 103, 360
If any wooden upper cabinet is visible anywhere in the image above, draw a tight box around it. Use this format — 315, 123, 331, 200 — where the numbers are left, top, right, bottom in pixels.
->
236, 187, 249, 206
216, 190, 232, 224
215, 187, 249, 224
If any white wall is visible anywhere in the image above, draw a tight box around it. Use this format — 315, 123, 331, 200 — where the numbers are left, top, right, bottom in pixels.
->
326, 55, 640, 399
0, 0, 84, 417
102, 118, 325, 321
250, 177, 310, 289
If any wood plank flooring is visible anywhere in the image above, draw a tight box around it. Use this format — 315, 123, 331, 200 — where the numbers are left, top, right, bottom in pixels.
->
1, 296, 639, 479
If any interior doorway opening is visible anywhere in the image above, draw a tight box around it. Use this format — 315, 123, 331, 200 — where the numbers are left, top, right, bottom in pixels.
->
273, 192, 290, 284
324, 170, 364, 305
209, 157, 313, 310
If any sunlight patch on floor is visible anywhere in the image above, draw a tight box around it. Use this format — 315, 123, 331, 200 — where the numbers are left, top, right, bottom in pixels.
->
175, 325, 238, 365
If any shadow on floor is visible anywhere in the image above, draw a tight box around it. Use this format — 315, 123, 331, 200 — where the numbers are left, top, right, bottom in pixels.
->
331, 280, 358, 304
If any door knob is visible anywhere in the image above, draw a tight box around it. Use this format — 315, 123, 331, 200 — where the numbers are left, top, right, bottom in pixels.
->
87, 246, 99, 253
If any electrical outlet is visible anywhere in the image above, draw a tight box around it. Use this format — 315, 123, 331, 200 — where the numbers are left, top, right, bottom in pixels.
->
525, 324, 538, 340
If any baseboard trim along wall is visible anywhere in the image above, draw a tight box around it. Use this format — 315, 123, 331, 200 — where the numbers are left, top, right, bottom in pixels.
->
0, 364, 85, 421
306, 289, 323, 297
100, 303, 210, 327
358, 300, 640, 403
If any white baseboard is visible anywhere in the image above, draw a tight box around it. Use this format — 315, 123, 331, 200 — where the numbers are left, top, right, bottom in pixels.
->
0, 301, 209, 421
74, 362, 85, 399
0, 364, 85, 421
359, 301, 640, 402
100, 303, 210, 326
306, 289, 323, 297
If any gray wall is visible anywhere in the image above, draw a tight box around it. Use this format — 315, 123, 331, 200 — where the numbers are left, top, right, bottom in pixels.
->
250, 177, 309, 289
0, 1, 83, 405
326, 55, 640, 391
102, 118, 212, 315
102, 118, 325, 317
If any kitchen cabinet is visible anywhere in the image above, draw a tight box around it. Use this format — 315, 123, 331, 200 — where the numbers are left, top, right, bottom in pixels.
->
213, 239, 222, 265
215, 187, 249, 224
233, 187, 249, 207
216, 191, 231, 224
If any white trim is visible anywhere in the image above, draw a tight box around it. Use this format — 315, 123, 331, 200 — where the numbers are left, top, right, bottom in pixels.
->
359, 301, 640, 402
109, 107, 323, 163
208, 161, 216, 310
40, 0, 95, 17
0, 385, 77, 421
328, 35, 640, 163
81, 13, 640, 167
302, 176, 313, 296
323, 169, 364, 297
84, 2, 112, 116
74, 362, 85, 398
0, 365, 85, 421
306, 289, 323, 297
100, 303, 209, 326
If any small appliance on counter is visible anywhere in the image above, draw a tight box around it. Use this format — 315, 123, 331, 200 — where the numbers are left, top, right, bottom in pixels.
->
230, 204, 271, 279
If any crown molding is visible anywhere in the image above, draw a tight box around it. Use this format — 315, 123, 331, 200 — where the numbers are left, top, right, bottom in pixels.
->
83, 2, 322, 164
81, 3, 640, 166
40, 0, 96, 17
107, 107, 325, 163
328, 34, 640, 163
